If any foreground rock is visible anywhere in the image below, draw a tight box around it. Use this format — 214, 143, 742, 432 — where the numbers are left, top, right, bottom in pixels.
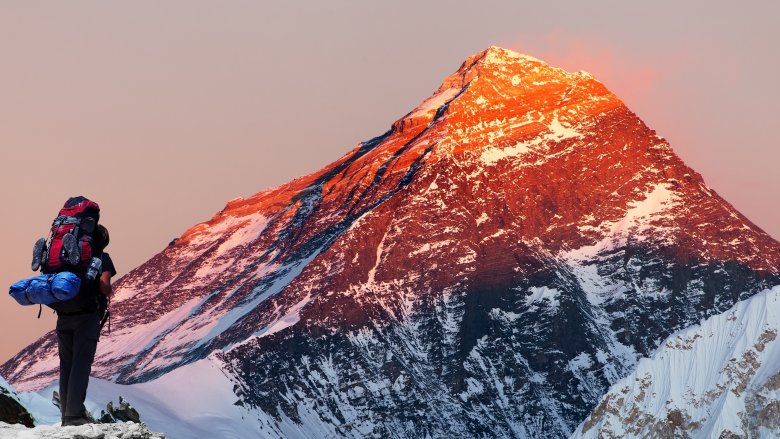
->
0, 421, 165, 439
0, 377, 33, 427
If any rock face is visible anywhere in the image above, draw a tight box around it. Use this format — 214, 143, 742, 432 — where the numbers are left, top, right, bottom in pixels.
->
0, 377, 33, 428
3, 47, 780, 438
574, 286, 780, 439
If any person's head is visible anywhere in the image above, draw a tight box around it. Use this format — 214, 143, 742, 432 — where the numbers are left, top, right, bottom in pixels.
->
94, 225, 110, 252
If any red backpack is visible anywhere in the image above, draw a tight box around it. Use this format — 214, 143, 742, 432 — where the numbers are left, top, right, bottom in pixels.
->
33, 196, 101, 276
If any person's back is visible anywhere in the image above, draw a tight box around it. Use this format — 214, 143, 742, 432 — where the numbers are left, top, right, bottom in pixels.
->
56, 224, 116, 426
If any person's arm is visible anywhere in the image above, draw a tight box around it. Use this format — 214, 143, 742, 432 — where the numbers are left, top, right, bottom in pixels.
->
100, 271, 113, 297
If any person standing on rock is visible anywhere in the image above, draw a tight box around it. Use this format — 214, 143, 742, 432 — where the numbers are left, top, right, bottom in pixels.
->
56, 224, 116, 426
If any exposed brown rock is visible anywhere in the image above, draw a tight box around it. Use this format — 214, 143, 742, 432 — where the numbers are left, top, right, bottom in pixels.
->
764, 370, 780, 391
0, 394, 33, 428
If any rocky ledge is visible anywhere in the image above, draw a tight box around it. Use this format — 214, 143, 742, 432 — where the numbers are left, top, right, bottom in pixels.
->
0, 421, 165, 439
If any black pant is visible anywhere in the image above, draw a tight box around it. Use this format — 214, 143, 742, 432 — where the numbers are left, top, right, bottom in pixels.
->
56, 312, 100, 420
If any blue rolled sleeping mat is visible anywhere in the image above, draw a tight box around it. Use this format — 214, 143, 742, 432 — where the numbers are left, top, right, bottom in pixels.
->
9, 272, 81, 305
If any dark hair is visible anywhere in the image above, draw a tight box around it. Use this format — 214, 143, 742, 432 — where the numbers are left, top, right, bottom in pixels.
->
94, 225, 110, 252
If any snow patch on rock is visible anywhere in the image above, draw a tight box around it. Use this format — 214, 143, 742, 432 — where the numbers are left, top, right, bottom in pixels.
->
479, 115, 583, 165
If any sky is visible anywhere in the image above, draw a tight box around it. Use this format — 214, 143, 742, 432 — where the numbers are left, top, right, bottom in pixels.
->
0, 1, 778, 362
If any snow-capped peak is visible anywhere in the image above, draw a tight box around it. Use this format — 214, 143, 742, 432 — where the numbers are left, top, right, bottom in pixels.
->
478, 45, 546, 66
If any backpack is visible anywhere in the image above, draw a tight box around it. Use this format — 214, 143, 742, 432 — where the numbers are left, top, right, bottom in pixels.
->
29, 196, 102, 314
34, 196, 101, 276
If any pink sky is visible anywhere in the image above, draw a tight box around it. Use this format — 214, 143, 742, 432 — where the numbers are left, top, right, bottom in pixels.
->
1, 1, 778, 362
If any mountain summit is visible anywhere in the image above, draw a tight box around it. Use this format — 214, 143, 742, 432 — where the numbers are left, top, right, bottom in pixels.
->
4, 47, 780, 438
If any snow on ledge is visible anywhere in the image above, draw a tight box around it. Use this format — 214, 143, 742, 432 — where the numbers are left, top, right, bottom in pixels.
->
0, 421, 164, 439
408, 87, 461, 119
479, 116, 583, 165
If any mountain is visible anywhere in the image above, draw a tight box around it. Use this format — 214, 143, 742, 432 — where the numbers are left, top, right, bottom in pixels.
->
3, 46, 780, 438
573, 285, 780, 438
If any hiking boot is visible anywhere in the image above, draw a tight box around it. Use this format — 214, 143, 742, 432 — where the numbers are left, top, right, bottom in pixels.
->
62, 416, 91, 426
62, 233, 81, 266
31, 238, 47, 271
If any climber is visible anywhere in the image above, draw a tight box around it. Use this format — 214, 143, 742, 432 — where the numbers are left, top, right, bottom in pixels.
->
56, 224, 116, 426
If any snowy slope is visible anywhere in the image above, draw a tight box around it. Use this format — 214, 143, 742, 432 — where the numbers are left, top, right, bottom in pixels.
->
23, 356, 329, 439
24, 357, 258, 439
4, 46, 780, 438
573, 285, 780, 438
